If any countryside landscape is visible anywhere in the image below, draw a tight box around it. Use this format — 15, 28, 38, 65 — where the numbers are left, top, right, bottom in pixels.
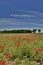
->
0, 0, 43, 65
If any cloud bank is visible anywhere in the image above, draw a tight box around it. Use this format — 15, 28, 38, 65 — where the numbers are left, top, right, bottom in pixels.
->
0, 10, 43, 32
10, 10, 43, 19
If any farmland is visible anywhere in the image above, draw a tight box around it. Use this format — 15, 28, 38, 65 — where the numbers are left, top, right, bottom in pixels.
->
0, 33, 43, 65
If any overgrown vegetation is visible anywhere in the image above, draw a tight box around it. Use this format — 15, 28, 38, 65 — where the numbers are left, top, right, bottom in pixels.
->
0, 34, 43, 65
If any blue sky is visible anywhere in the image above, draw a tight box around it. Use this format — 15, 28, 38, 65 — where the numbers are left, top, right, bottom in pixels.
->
0, 0, 43, 31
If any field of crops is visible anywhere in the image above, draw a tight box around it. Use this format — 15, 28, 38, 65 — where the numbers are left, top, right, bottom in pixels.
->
0, 33, 43, 65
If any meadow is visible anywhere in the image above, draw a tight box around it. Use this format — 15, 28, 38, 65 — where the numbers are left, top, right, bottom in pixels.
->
0, 33, 43, 65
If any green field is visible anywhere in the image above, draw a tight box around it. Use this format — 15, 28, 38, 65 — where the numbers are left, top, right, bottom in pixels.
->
0, 33, 43, 65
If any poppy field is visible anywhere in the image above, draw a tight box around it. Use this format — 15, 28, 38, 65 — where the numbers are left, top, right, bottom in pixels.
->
0, 33, 43, 65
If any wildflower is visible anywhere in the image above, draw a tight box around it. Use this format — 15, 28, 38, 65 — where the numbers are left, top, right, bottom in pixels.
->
2, 61, 5, 65
15, 41, 20, 47
0, 60, 5, 65
1, 45, 5, 49
35, 49, 39, 55
4, 55, 8, 59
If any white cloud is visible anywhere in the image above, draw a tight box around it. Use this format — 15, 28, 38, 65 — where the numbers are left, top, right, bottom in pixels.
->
10, 14, 35, 18
10, 10, 43, 21
0, 18, 43, 27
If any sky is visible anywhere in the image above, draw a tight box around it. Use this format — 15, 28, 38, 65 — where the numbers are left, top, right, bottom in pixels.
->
0, 0, 43, 32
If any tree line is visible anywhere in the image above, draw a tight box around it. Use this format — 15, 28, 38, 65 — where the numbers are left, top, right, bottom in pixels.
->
0, 29, 41, 33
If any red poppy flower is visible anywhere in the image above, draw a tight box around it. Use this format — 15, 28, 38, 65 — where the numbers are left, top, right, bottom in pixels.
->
15, 41, 20, 47
4, 55, 8, 59
1, 45, 5, 49
35, 49, 39, 55
2, 61, 5, 65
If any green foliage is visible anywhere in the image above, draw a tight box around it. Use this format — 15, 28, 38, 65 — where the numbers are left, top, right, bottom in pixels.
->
0, 29, 32, 33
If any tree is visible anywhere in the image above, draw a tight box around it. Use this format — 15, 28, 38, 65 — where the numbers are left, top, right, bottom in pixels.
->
38, 29, 41, 33
32, 29, 37, 33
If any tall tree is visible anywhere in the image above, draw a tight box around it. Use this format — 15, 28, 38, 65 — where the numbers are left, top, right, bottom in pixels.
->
38, 29, 41, 33
32, 29, 37, 33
